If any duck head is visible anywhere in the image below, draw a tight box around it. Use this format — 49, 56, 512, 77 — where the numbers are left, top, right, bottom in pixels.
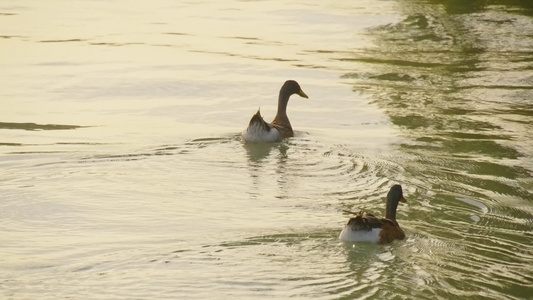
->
280, 80, 308, 99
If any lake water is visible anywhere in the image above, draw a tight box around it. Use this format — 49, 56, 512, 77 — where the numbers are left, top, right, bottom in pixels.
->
1, 0, 532, 299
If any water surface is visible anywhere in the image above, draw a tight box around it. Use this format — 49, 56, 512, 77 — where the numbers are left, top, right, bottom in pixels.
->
1, 0, 532, 299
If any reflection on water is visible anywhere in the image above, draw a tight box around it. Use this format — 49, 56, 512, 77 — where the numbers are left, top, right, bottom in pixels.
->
244, 142, 283, 162
341, 1, 533, 298
1, 0, 532, 299
0, 122, 86, 131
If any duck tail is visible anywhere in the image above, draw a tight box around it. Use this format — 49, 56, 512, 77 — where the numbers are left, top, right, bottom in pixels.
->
249, 108, 271, 132
346, 212, 383, 231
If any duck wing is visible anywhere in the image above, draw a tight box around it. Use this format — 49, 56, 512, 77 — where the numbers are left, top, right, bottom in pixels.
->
378, 218, 406, 244
270, 121, 293, 138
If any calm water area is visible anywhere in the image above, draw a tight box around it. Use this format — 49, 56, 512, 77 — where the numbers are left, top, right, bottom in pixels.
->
1, 0, 532, 299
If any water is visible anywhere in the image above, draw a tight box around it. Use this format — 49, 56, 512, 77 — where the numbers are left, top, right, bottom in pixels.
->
1, 0, 532, 299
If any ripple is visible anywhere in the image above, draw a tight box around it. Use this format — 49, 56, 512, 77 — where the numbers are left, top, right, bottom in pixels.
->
189, 230, 386, 299
4, 132, 530, 299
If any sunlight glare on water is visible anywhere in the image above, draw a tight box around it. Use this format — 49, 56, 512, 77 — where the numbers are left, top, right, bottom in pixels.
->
1, 0, 532, 299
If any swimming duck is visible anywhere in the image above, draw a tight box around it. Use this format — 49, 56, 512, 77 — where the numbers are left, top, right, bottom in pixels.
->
339, 184, 407, 244
242, 80, 308, 143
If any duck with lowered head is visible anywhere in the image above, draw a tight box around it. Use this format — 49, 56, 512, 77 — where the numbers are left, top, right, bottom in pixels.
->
339, 184, 407, 244
242, 80, 308, 143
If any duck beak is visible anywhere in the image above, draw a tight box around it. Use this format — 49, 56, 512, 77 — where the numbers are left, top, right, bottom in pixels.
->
400, 197, 407, 203
298, 89, 309, 99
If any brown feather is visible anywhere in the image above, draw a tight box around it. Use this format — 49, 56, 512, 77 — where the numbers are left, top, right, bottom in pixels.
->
270, 119, 293, 138
378, 220, 405, 244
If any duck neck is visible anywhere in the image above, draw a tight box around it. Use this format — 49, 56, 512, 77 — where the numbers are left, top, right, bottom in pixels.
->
385, 200, 399, 223
274, 92, 290, 123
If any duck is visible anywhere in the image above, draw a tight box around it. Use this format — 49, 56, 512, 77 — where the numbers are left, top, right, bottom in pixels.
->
339, 184, 407, 244
242, 80, 308, 143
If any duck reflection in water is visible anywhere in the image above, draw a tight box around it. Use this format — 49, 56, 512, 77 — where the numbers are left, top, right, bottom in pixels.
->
243, 141, 288, 163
